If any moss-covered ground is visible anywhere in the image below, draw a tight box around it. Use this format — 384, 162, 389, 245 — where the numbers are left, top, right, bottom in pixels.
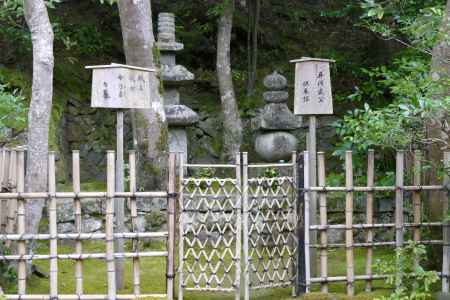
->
3, 242, 403, 300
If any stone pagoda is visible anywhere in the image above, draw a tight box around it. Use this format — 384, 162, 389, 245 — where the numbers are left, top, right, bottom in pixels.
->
157, 13, 199, 162
254, 71, 300, 162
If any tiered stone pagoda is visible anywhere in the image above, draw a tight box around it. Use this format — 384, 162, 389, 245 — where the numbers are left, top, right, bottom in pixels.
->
157, 13, 198, 162
254, 71, 299, 162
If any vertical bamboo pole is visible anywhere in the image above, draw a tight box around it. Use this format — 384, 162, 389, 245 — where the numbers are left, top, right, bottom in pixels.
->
72, 150, 83, 296
413, 151, 421, 243
395, 151, 404, 289
291, 151, 297, 297
442, 152, 450, 293
365, 149, 374, 292
129, 151, 140, 295
395, 152, 404, 248
16, 148, 26, 295
234, 152, 242, 300
178, 153, 185, 300
2, 148, 10, 188
317, 152, 328, 293
243, 152, 249, 300
5, 149, 16, 247
106, 151, 117, 300
303, 151, 311, 293
345, 151, 354, 296
0, 148, 3, 233
48, 151, 58, 299
0, 148, 7, 232
166, 153, 176, 300
0, 148, 4, 189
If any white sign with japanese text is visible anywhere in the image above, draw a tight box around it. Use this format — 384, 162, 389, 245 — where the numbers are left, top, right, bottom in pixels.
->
292, 58, 334, 115
87, 64, 155, 109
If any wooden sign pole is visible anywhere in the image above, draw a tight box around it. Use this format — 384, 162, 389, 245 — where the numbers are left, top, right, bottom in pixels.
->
307, 115, 317, 279
115, 110, 125, 289
291, 57, 335, 292
85, 64, 155, 290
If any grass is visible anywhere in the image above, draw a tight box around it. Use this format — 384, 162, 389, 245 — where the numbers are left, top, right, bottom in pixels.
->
3, 242, 402, 300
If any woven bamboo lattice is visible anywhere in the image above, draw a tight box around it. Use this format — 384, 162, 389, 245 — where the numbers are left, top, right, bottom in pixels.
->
178, 154, 242, 300
243, 153, 297, 300
178, 153, 299, 300
0, 149, 177, 300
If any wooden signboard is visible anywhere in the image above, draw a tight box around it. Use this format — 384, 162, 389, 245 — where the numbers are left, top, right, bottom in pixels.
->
291, 58, 335, 115
86, 64, 156, 109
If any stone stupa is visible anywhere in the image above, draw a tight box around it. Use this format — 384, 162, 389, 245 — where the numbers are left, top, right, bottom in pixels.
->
157, 12, 199, 162
254, 71, 300, 162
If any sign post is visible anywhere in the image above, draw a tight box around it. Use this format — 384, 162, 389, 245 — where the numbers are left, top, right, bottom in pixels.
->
86, 64, 155, 289
291, 57, 335, 294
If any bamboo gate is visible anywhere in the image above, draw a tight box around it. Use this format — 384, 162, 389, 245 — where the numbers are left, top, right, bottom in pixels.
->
178, 152, 298, 300
0, 148, 449, 299
0, 148, 177, 300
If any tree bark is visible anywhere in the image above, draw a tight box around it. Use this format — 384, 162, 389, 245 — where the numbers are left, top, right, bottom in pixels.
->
217, 0, 243, 161
23, 0, 54, 238
429, 0, 450, 221
118, 0, 168, 190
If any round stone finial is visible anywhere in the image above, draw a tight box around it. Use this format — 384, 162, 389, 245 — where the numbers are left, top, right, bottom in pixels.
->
263, 71, 287, 90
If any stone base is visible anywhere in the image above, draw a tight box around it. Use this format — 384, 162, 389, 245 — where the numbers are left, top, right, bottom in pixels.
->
255, 131, 297, 162
169, 128, 187, 163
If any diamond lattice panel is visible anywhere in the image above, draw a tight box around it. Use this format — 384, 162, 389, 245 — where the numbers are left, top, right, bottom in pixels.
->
247, 176, 297, 290
180, 177, 241, 292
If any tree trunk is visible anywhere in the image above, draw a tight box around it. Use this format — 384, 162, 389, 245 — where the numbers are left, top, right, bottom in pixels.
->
23, 0, 54, 238
118, 0, 168, 190
217, 0, 243, 161
429, 0, 450, 222
246, 0, 260, 96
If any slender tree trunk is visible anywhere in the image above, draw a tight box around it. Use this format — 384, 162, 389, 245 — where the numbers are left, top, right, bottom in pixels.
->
246, 0, 260, 96
23, 0, 54, 238
118, 0, 168, 190
429, 0, 450, 221
217, 0, 242, 161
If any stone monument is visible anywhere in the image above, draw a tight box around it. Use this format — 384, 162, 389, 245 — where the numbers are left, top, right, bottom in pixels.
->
157, 13, 198, 162
254, 71, 300, 162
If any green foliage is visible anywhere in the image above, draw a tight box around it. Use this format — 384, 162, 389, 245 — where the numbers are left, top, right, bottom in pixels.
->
0, 78, 27, 142
0, 242, 17, 288
263, 167, 280, 178
374, 243, 439, 300
360, 0, 444, 51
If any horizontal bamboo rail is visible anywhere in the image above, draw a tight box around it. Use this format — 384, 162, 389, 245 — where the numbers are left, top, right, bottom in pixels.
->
0, 232, 168, 241
0, 191, 168, 199
307, 185, 445, 192
0, 252, 168, 260
4, 294, 167, 300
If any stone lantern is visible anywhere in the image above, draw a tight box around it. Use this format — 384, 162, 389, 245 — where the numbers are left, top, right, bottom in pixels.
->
157, 13, 199, 162
254, 71, 300, 162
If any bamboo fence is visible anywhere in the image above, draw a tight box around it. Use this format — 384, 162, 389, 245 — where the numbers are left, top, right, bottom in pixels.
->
302, 150, 450, 296
0, 149, 177, 300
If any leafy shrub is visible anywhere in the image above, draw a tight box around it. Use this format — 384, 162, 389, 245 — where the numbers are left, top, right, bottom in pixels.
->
374, 243, 439, 300
0, 242, 17, 289
0, 80, 27, 142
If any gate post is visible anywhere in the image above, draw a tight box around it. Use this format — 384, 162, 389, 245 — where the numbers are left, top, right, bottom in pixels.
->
442, 152, 450, 293
242, 152, 249, 300
167, 153, 177, 300
296, 151, 307, 295
235, 153, 242, 300
178, 154, 185, 300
